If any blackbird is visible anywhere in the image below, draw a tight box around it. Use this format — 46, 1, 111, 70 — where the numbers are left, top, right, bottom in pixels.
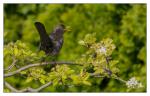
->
34, 22, 65, 56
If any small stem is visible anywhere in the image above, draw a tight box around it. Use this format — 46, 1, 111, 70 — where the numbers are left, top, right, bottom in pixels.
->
90, 73, 127, 84
112, 75, 127, 83
4, 57, 17, 72
104, 56, 112, 76
105, 56, 110, 68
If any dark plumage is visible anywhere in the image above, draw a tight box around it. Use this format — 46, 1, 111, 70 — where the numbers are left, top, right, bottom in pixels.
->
34, 22, 65, 56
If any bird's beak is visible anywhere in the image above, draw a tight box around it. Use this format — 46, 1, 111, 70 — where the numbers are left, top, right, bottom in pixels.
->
64, 26, 72, 32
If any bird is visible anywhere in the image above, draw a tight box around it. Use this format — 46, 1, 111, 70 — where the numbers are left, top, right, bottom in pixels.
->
34, 22, 65, 56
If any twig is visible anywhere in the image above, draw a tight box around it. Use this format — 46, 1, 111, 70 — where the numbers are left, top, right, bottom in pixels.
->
4, 57, 17, 71
89, 73, 105, 78
90, 73, 127, 83
34, 81, 52, 92
104, 56, 112, 76
111, 75, 127, 83
4, 81, 52, 92
4, 61, 80, 77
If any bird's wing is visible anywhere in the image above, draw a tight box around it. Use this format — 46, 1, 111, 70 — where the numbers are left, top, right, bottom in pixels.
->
49, 24, 65, 41
51, 38, 63, 55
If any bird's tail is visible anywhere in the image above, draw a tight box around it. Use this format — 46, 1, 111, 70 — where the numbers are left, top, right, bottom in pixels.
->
34, 22, 52, 44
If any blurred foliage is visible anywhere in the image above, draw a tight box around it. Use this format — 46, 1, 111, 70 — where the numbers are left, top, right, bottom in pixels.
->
4, 4, 146, 92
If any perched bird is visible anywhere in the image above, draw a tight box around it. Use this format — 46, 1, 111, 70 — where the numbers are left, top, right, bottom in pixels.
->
34, 22, 65, 56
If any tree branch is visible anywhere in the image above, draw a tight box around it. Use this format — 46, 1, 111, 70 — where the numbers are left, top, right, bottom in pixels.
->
4, 61, 80, 77
4, 61, 127, 92
4, 81, 52, 92
4, 81, 19, 92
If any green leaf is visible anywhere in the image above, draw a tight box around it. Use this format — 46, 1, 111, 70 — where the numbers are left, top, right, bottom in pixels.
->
78, 40, 86, 46
40, 78, 46, 84
26, 77, 33, 83
4, 88, 10, 92
14, 48, 19, 56
83, 81, 91, 86
38, 51, 46, 57
53, 79, 59, 86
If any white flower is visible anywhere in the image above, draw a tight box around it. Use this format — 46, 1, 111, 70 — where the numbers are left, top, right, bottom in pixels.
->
126, 77, 143, 89
99, 46, 107, 54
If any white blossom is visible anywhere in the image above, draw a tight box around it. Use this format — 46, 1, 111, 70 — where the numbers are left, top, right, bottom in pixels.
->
99, 46, 107, 54
126, 77, 143, 89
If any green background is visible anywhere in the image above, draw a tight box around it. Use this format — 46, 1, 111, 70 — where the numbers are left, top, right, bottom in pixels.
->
4, 4, 146, 92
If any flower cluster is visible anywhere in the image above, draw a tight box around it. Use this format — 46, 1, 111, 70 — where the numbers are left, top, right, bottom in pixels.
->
126, 77, 143, 89
98, 46, 107, 55
93, 38, 116, 57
